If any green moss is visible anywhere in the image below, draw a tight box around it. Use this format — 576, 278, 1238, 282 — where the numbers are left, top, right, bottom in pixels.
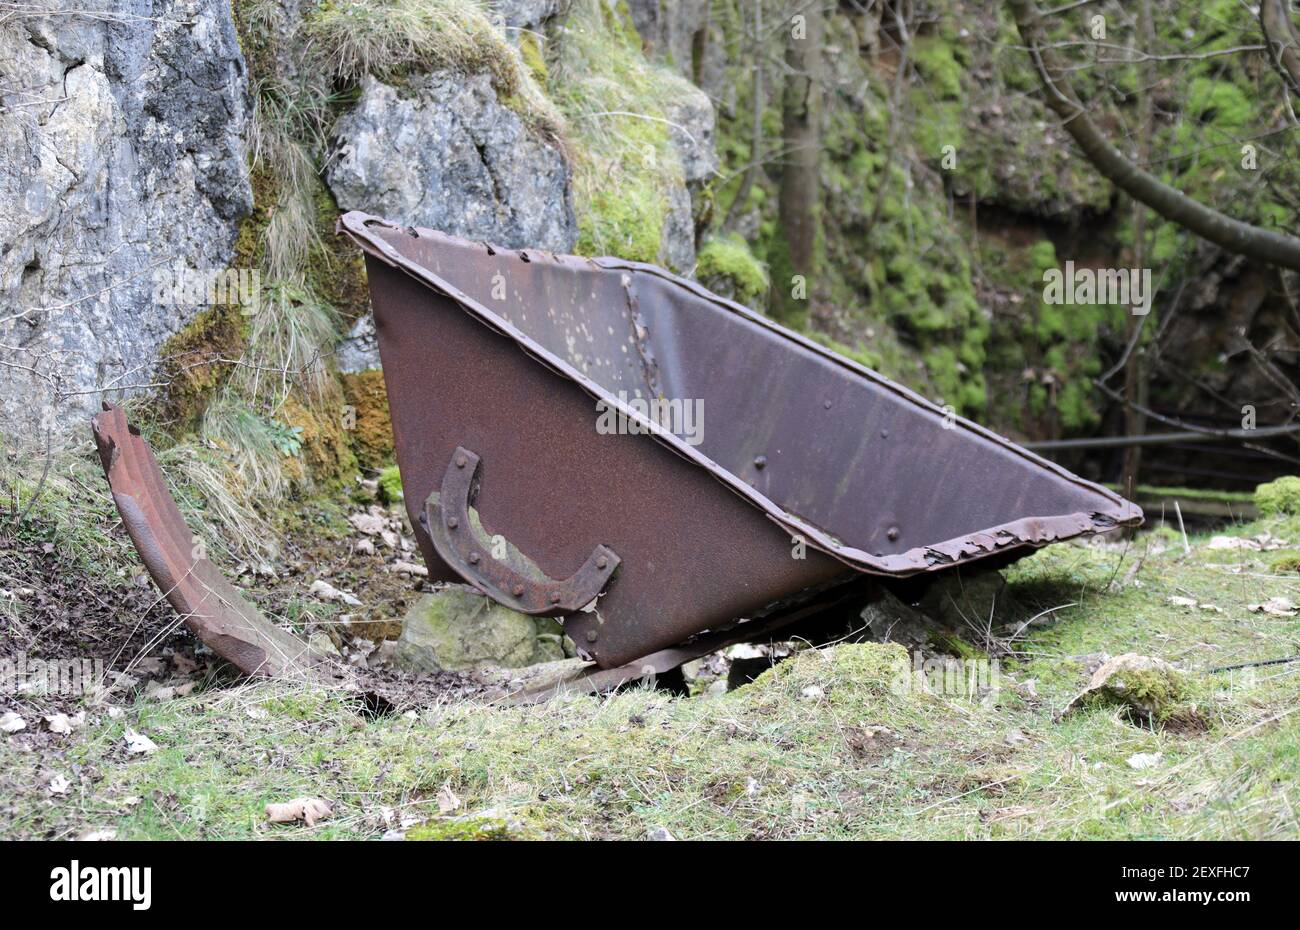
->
377, 464, 403, 503
1185, 78, 1253, 134
341, 369, 394, 469
911, 37, 964, 99
553, 0, 688, 267
1255, 477, 1300, 517
406, 815, 520, 841
152, 302, 248, 429
696, 233, 769, 306
279, 393, 358, 489
517, 30, 548, 85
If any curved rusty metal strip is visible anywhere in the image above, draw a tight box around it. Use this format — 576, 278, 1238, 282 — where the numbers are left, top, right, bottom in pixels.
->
91, 403, 323, 679
422, 447, 620, 616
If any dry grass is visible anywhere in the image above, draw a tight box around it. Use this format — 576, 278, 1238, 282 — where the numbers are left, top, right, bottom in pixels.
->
305, 0, 564, 137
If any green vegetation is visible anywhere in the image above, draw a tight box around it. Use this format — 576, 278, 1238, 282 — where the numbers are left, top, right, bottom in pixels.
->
550, 0, 691, 266
695, 234, 769, 305
377, 465, 403, 503
1256, 476, 1300, 517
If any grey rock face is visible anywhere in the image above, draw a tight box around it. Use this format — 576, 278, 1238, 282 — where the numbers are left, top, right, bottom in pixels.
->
336, 314, 380, 375
659, 80, 717, 271
0, 0, 253, 434
664, 83, 718, 186
326, 72, 577, 253
625, 0, 709, 75
491, 0, 562, 32
661, 182, 697, 274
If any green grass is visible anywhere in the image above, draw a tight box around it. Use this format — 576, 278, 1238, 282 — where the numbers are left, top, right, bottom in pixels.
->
3, 513, 1298, 840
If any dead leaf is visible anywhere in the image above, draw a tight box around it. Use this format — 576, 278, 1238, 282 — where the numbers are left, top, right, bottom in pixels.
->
436, 786, 461, 814
309, 579, 362, 607
1167, 596, 1198, 608
123, 729, 158, 755
78, 828, 117, 841
389, 560, 429, 577
1247, 597, 1298, 617
1, 711, 26, 734
265, 797, 333, 827
1207, 535, 1256, 551
47, 774, 72, 796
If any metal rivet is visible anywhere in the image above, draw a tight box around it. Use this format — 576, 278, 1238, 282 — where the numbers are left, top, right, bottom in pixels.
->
881, 428, 890, 438
754, 455, 767, 470
446, 516, 459, 529
456, 456, 467, 469
887, 526, 900, 541
596, 556, 608, 570
585, 630, 598, 643
823, 399, 832, 409
512, 583, 525, 597
468, 551, 480, 564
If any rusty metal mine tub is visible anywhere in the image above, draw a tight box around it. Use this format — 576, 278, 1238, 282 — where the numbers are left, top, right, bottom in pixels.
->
337, 212, 1142, 670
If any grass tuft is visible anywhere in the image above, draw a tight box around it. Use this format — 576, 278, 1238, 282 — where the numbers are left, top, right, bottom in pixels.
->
305, 0, 564, 138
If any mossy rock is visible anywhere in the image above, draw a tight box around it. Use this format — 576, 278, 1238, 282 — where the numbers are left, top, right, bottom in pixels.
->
695, 234, 769, 307
1255, 476, 1300, 517
392, 586, 547, 672
736, 642, 913, 704
153, 303, 247, 428
279, 393, 358, 488
1060, 653, 1198, 725
341, 369, 394, 469
406, 812, 531, 841
1268, 550, 1300, 574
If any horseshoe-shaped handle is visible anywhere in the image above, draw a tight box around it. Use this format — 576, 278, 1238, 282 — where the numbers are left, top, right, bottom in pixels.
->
421, 447, 621, 616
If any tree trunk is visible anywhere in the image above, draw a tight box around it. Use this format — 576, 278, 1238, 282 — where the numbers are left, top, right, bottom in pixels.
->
723, 0, 765, 233
1122, 0, 1155, 491
772, 2, 823, 328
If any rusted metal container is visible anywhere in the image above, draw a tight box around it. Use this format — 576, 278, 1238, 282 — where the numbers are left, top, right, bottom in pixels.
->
339, 212, 1141, 669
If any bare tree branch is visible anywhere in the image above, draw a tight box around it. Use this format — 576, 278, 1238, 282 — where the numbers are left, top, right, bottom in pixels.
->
1007, 0, 1300, 272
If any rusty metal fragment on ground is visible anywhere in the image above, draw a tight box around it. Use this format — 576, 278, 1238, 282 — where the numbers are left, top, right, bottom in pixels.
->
91, 403, 324, 679
338, 211, 1142, 670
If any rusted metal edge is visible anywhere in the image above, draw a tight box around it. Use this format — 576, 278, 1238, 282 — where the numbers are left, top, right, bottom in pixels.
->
91, 403, 326, 680
337, 212, 1142, 577
421, 446, 620, 615
500, 577, 873, 704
